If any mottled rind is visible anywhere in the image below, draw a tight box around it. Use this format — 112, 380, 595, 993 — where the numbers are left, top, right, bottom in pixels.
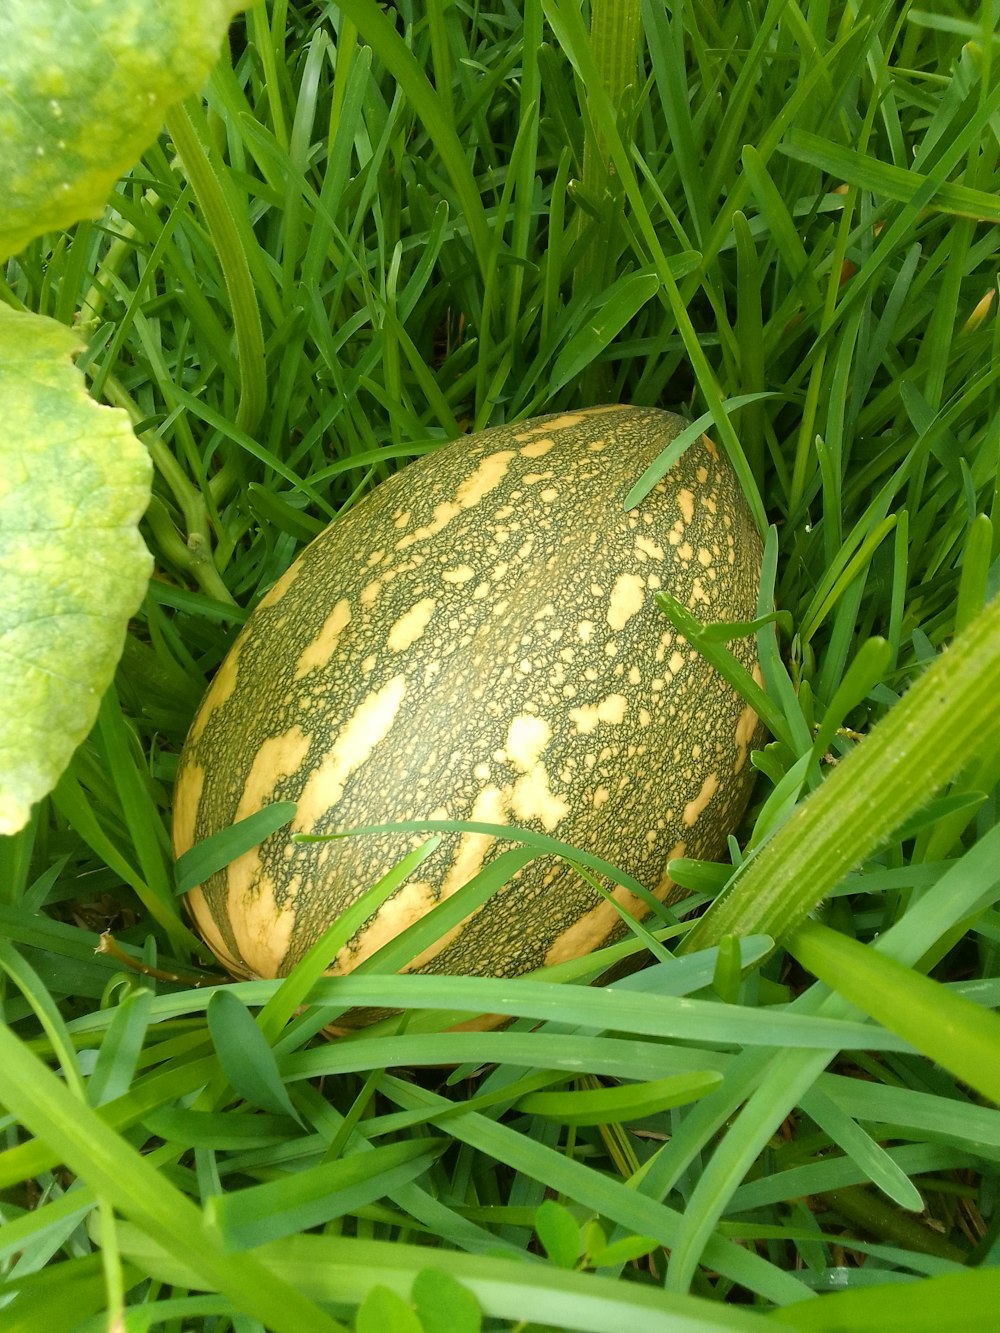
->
173, 406, 765, 989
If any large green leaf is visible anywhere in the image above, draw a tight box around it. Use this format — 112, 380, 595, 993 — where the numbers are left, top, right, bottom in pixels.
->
0, 306, 152, 834
0, 0, 245, 260
0, 0, 249, 831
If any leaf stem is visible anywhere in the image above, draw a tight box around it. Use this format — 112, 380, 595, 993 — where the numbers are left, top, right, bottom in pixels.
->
144, 497, 238, 606
96, 931, 220, 988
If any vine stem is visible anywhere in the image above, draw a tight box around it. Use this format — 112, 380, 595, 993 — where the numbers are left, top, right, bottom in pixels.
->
680, 591, 1000, 953
97, 932, 221, 988
100, 374, 238, 606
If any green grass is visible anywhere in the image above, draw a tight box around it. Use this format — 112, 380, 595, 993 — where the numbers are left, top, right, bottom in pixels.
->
3, 0, 1000, 1328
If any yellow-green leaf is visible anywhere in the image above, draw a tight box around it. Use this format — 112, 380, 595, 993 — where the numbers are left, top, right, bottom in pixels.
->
0, 306, 152, 833
0, 0, 246, 260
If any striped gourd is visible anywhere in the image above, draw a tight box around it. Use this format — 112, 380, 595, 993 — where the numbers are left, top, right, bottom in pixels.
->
173, 406, 764, 988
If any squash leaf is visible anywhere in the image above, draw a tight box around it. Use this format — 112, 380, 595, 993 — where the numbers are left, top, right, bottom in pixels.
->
1, 0, 247, 831
0, 305, 152, 834
0, 0, 246, 261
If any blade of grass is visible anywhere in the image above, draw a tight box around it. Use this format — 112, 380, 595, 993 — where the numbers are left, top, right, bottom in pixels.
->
772, 1265, 1000, 1330
514, 1072, 722, 1126
174, 803, 298, 893
379, 1074, 808, 1305
164, 102, 268, 435
257, 836, 443, 1042
786, 918, 1000, 1106
112, 1221, 781, 1332
207, 1138, 445, 1250
796, 1085, 924, 1212
0, 1023, 345, 1333
334, 0, 491, 288
207, 989, 303, 1122
662, 820, 1000, 1290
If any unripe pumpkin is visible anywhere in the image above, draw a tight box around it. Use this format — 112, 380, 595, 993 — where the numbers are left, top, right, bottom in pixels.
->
173, 406, 764, 990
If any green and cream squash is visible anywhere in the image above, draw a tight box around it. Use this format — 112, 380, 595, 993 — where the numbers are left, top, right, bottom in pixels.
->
173, 406, 764, 987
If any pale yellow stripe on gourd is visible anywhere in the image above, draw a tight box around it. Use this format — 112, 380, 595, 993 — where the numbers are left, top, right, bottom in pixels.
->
387, 598, 437, 652
182, 638, 244, 748
682, 773, 721, 827
502, 714, 569, 832
294, 598, 351, 677
293, 675, 407, 828
171, 759, 204, 862
331, 785, 509, 974
606, 573, 646, 631
395, 450, 518, 553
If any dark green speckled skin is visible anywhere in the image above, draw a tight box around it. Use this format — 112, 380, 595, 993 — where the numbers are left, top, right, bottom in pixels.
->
174, 406, 765, 986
